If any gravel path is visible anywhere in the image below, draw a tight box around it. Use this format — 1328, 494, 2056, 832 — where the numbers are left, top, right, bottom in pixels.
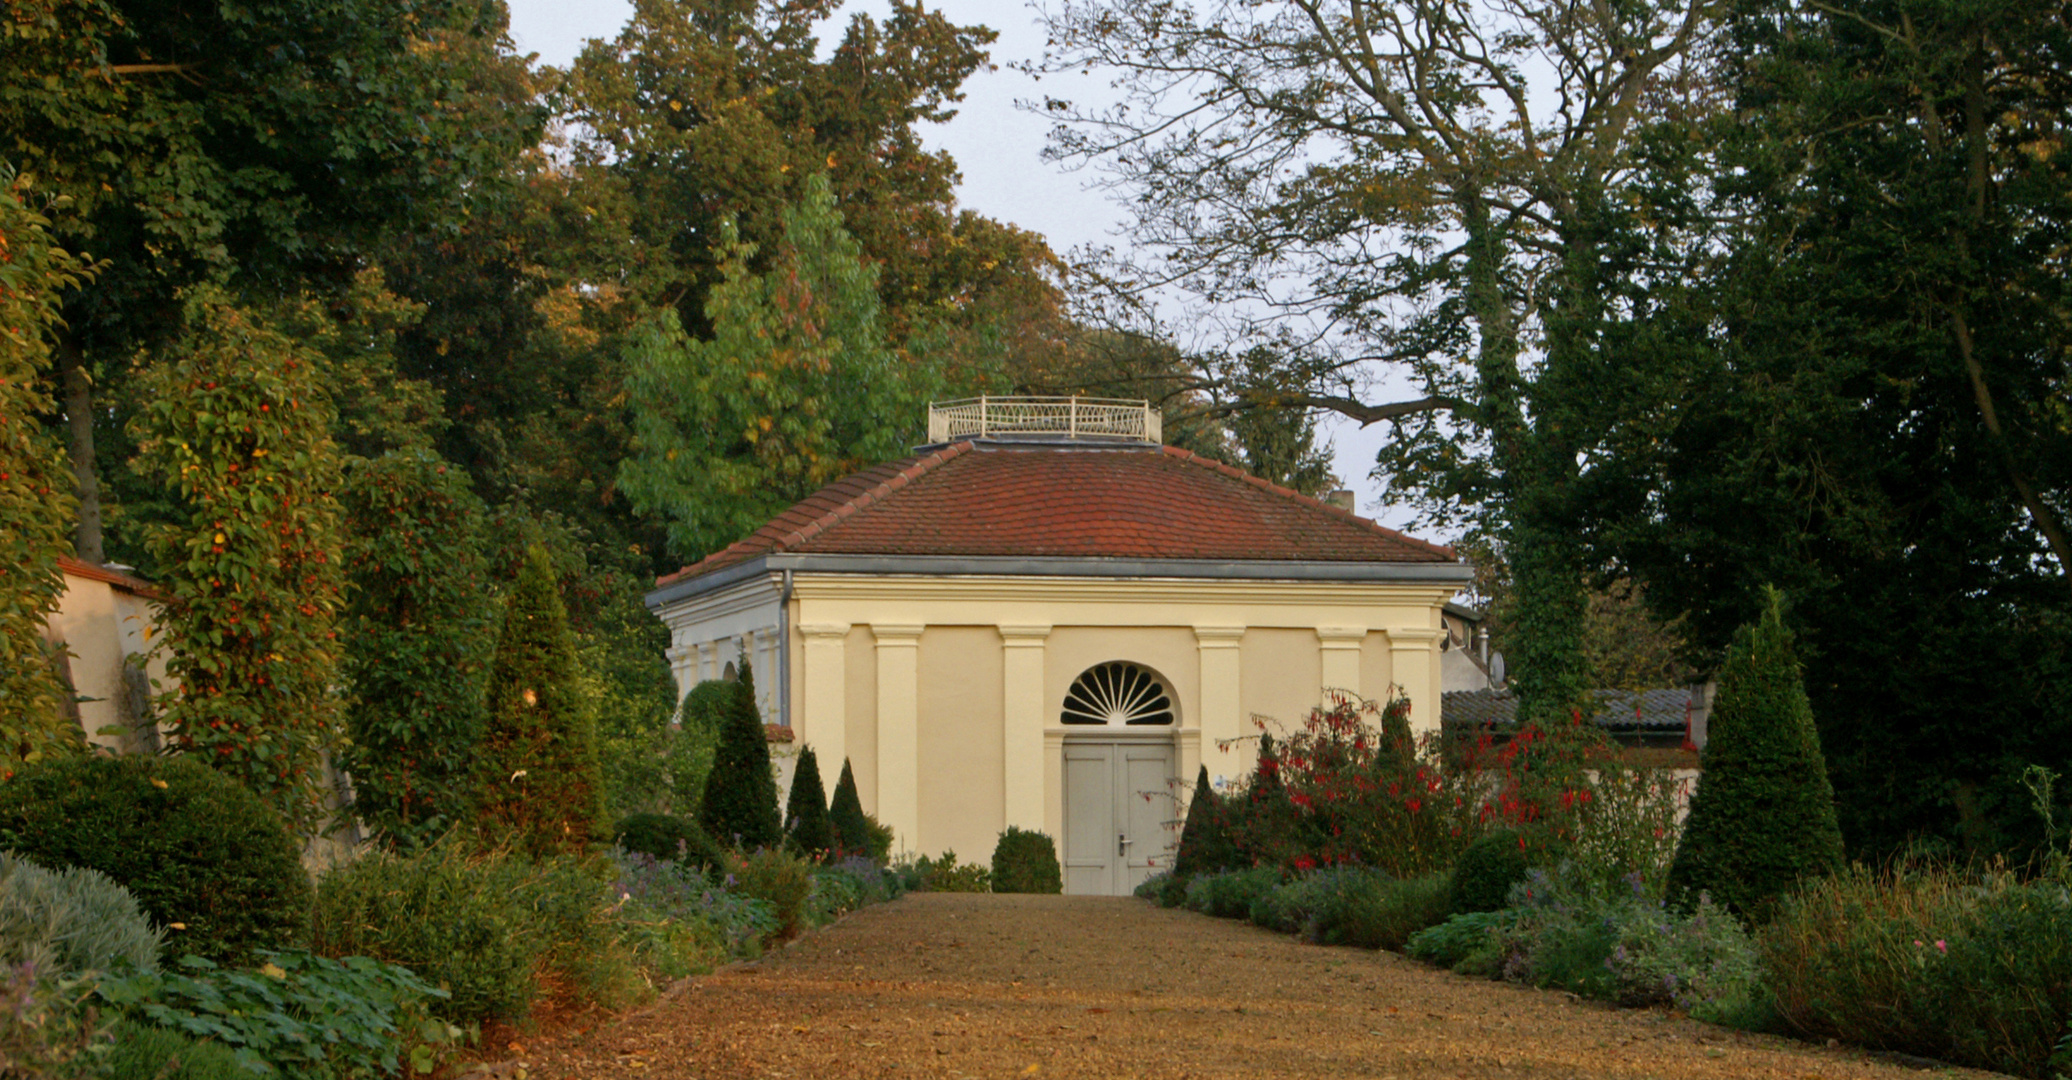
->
512, 894, 2008, 1079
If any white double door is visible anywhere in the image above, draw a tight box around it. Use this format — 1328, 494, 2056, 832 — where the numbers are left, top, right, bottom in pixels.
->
1062, 739, 1175, 895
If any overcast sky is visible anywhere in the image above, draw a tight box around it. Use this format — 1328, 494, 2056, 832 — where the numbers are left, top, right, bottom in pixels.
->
504, 0, 1416, 533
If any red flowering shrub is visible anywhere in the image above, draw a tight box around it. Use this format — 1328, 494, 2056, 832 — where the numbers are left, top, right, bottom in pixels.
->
1229, 692, 1675, 886
1229, 693, 1477, 875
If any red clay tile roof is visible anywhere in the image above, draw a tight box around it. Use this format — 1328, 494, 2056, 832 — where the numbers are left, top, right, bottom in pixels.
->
655, 441, 1458, 588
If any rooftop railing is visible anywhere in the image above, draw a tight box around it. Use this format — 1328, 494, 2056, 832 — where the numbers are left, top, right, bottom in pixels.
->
927, 396, 1163, 445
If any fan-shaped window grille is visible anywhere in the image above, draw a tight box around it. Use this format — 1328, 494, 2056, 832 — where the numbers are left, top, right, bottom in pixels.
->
1061, 662, 1175, 726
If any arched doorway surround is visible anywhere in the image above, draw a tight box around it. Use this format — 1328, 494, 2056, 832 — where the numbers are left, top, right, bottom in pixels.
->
1059, 661, 1179, 894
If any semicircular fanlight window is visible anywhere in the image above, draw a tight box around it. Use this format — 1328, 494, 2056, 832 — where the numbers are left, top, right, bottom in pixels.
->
1061, 662, 1175, 726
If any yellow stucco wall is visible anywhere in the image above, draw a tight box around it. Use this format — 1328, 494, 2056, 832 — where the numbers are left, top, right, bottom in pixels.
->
46, 569, 169, 751
916, 626, 1004, 859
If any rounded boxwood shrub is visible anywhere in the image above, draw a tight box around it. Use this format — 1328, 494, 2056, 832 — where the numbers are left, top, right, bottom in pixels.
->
989, 827, 1062, 894
0, 849, 162, 975
0, 754, 310, 964
614, 812, 725, 872
1449, 828, 1549, 914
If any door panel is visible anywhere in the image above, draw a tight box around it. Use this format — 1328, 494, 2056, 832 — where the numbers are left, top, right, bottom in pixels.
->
1121, 746, 1175, 893
1061, 741, 1175, 895
1063, 747, 1115, 895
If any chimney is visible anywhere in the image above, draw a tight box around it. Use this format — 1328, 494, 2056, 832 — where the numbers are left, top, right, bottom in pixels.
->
1324, 490, 1357, 514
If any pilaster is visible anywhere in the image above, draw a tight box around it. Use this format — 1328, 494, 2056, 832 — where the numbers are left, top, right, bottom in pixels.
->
1387, 625, 1444, 734
1317, 625, 1368, 700
799, 623, 850, 797
998, 624, 1051, 832
1193, 625, 1245, 782
871, 622, 925, 853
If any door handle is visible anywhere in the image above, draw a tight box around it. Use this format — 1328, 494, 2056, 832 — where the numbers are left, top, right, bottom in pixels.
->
1118, 833, 1133, 858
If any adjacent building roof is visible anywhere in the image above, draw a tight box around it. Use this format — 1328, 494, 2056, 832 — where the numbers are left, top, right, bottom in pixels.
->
1442, 687, 1693, 733
655, 440, 1461, 591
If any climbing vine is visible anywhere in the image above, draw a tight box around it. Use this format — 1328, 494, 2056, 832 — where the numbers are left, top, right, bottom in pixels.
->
131, 292, 347, 829
0, 185, 88, 767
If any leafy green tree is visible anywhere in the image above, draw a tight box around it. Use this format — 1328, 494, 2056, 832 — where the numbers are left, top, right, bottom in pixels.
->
622, 175, 932, 557
1667, 590, 1844, 919
2, 0, 539, 562
1036, 0, 1721, 729
828, 757, 871, 859
0, 185, 88, 766
129, 293, 346, 828
783, 745, 833, 859
1586, 0, 2072, 858
339, 449, 495, 849
559, 0, 1000, 339
698, 661, 781, 850
478, 544, 604, 854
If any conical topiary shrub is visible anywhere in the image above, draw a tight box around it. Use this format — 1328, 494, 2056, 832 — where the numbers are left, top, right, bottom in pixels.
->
1172, 766, 1241, 879
698, 661, 782, 850
785, 746, 834, 859
1667, 587, 1844, 919
829, 758, 871, 860
478, 544, 602, 855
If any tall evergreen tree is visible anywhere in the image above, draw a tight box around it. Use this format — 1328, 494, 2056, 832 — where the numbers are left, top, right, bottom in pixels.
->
339, 449, 495, 849
829, 758, 871, 859
1172, 766, 1239, 878
784, 745, 834, 859
698, 661, 781, 850
478, 544, 603, 854
1667, 589, 1844, 919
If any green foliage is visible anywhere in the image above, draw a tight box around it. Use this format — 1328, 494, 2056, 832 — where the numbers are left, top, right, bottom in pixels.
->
828, 759, 873, 861
1183, 867, 1279, 921
901, 851, 990, 894
0, 850, 161, 976
1330, 873, 1455, 952
578, 577, 681, 824
1502, 865, 1762, 1021
94, 950, 458, 1080
988, 828, 1062, 895
673, 681, 735, 817
1450, 829, 1545, 915
1171, 767, 1241, 880
1764, 863, 2072, 1078
698, 663, 781, 851
0, 187, 87, 768
101, 1020, 251, 1080
727, 848, 817, 943
1406, 910, 1515, 971
0, 963, 107, 1079
783, 747, 834, 859
621, 175, 937, 558
0, 754, 309, 966
612, 813, 725, 873
1668, 589, 1844, 919
1238, 870, 1454, 951
130, 293, 347, 828
477, 544, 604, 855
339, 449, 495, 850
558, 0, 1027, 361
310, 840, 638, 1025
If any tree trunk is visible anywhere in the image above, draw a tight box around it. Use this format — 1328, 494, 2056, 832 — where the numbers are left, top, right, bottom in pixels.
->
56, 334, 103, 564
